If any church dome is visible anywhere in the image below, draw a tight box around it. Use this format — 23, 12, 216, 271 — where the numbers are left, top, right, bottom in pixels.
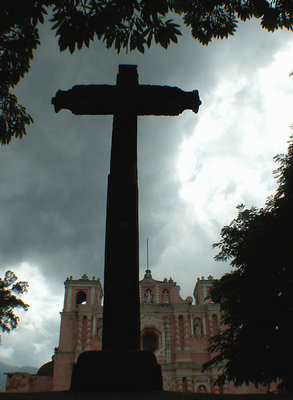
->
37, 361, 54, 377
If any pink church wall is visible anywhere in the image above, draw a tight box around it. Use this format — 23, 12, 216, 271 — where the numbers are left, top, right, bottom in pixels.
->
6, 272, 272, 394
6, 373, 53, 393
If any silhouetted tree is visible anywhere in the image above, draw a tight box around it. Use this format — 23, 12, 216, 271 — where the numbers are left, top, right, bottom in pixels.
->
203, 132, 293, 393
0, 270, 29, 332
1, 0, 292, 144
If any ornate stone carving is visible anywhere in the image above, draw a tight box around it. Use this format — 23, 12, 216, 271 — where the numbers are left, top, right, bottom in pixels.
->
162, 289, 169, 303
194, 317, 202, 339
144, 288, 154, 304
163, 375, 177, 391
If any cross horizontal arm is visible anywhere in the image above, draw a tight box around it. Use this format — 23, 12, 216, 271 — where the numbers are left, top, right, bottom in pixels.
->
52, 84, 201, 116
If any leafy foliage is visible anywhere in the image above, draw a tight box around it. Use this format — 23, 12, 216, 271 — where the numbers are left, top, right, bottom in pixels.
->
0, 1, 44, 145
203, 134, 293, 392
0, 270, 29, 333
0, 87, 33, 145
1, 0, 292, 144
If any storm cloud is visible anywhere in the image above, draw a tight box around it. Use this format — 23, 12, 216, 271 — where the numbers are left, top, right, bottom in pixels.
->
0, 18, 292, 367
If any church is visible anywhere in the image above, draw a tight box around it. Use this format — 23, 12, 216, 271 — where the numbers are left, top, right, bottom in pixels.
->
6, 270, 268, 394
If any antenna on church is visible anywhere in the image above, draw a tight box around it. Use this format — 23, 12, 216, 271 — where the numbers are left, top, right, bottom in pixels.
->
147, 238, 149, 269
144, 238, 152, 279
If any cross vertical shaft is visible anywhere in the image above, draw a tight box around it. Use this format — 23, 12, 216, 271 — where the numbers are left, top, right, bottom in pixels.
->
102, 65, 140, 351
51, 66, 201, 387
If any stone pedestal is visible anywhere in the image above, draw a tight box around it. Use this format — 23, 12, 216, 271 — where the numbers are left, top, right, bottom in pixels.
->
70, 350, 162, 391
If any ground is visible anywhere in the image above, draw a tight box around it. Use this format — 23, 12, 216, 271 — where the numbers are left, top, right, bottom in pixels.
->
0, 391, 292, 400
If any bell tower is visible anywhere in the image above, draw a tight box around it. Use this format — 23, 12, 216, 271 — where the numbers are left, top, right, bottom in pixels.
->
53, 274, 103, 391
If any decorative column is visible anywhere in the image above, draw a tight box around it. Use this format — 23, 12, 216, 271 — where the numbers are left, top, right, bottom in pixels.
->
176, 377, 183, 392
183, 315, 190, 350
202, 313, 207, 336
187, 377, 193, 392
164, 317, 172, 363
85, 316, 92, 350
174, 315, 181, 350
76, 315, 83, 351
190, 315, 194, 338
155, 286, 160, 303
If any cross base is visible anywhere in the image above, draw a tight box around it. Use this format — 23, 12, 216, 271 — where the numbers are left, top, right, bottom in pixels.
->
70, 350, 163, 391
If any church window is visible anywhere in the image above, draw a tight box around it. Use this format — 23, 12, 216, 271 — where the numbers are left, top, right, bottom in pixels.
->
76, 291, 87, 306
142, 331, 158, 352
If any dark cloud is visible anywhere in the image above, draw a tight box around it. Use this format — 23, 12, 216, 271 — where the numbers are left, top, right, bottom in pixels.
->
0, 17, 292, 366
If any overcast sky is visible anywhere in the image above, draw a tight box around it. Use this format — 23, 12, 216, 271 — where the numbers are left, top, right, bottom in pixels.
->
0, 17, 292, 368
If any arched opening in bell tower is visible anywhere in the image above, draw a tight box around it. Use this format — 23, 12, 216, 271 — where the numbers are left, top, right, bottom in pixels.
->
76, 291, 87, 306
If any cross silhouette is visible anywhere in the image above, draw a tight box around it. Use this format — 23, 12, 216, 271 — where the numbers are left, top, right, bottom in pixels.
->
52, 65, 201, 354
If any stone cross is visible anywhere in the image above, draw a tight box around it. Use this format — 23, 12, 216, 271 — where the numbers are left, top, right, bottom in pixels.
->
52, 65, 201, 353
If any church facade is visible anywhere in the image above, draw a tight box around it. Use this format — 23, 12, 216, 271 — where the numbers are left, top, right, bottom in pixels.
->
54, 269, 220, 393
6, 270, 267, 393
